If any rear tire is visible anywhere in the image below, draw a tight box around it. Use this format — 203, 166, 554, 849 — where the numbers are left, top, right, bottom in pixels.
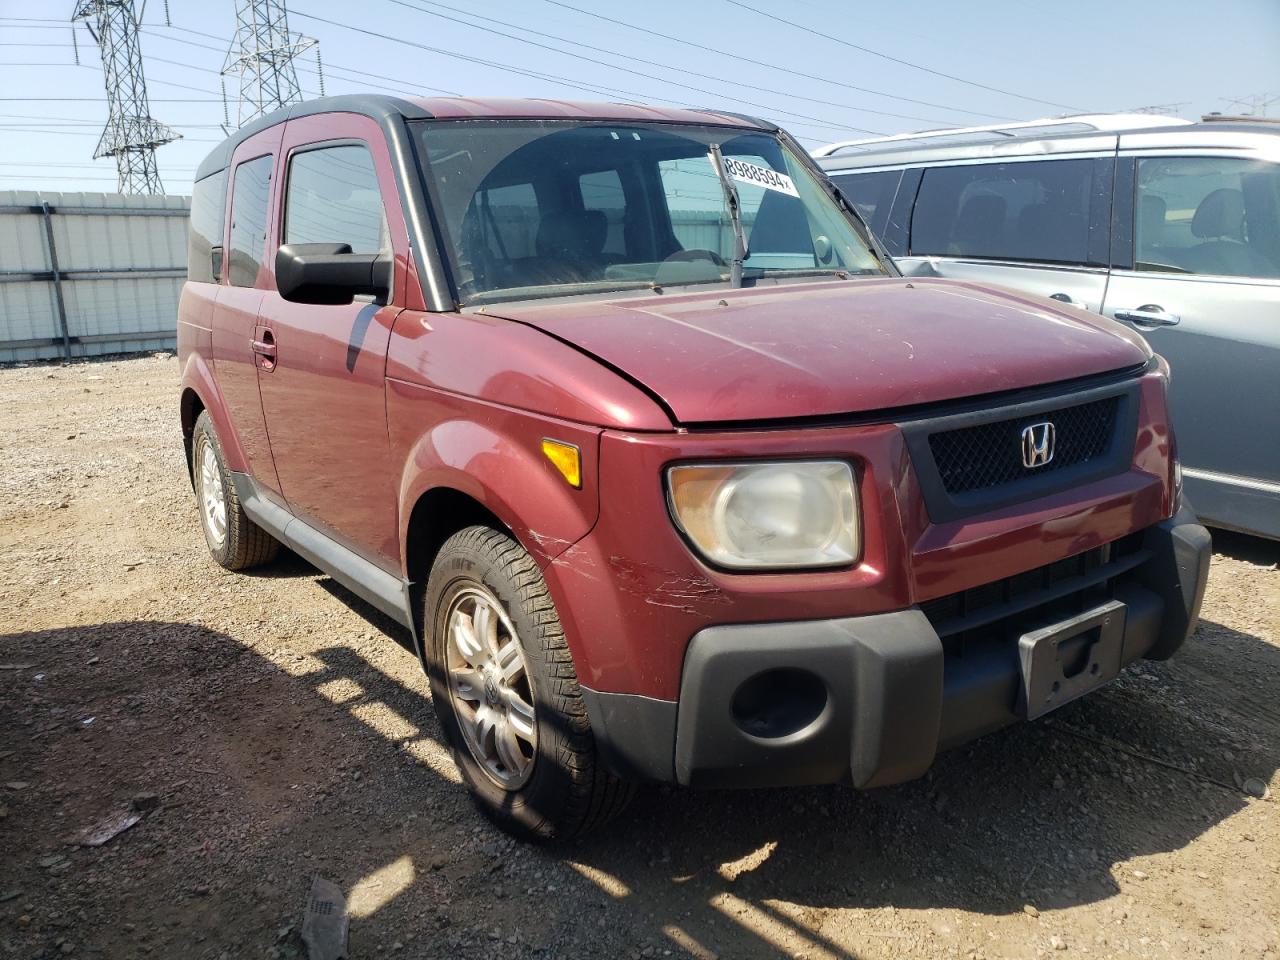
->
192, 412, 279, 571
423, 525, 633, 839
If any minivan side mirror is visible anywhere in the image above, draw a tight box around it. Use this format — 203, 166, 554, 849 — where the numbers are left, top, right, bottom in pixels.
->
275, 243, 392, 306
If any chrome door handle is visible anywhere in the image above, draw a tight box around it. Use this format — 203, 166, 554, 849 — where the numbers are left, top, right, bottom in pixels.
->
1114, 305, 1180, 327
1049, 292, 1086, 308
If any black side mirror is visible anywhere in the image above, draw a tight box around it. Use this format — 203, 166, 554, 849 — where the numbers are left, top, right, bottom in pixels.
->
275, 243, 392, 306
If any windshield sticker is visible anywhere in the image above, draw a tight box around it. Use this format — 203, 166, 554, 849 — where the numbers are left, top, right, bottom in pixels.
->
711, 155, 800, 197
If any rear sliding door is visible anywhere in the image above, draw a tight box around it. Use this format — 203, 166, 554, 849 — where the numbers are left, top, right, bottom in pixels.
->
894, 156, 1114, 313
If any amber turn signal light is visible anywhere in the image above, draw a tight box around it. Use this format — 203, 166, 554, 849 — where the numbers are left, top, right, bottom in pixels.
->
541, 439, 582, 489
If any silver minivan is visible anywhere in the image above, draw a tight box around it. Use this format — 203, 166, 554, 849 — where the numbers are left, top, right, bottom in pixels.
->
817, 115, 1280, 541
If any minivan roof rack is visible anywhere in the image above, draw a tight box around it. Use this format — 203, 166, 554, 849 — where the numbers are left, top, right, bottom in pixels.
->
1201, 113, 1280, 124
811, 113, 1192, 158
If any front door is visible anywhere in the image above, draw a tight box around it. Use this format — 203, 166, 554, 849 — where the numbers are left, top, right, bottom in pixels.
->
1102, 152, 1280, 535
254, 114, 410, 568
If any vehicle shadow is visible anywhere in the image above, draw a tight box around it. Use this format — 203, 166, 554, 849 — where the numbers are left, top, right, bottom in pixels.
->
2, 607, 1273, 959
1207, 527, 1280, 567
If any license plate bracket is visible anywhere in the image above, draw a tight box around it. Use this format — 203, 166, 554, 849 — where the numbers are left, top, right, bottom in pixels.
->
1018, 600, 1126, 720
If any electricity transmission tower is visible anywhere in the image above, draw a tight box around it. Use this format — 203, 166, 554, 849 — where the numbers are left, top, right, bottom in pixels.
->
221, 1, 319, 132
71, 0, 180, 195
1221, 92, 1279, 118
1130, 103, 1189, 117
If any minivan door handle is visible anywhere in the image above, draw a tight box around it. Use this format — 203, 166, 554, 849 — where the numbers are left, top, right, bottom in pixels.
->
251, 326, 277, 371
1113, 305, 1181, 328
1049, 292, 1086, 308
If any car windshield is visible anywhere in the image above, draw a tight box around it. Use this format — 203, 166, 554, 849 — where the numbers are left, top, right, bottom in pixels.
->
414, 120, 886, 305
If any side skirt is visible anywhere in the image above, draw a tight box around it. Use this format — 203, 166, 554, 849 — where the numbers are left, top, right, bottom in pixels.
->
231, 471, 419, 644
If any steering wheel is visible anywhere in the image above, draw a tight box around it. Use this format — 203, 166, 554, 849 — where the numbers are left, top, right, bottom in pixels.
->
662, 249, 727, 267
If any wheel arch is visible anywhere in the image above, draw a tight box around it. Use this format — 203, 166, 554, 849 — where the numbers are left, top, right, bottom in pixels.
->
180, 386, 205, 483
179, 351, 248, 476
403, 485, 515, 627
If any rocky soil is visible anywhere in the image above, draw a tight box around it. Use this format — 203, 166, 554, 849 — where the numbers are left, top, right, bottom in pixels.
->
1, 354, 1277, 959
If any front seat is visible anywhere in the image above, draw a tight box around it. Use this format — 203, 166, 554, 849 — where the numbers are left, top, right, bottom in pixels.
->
535, 210, 608, 270
1180, 188, 1276, 278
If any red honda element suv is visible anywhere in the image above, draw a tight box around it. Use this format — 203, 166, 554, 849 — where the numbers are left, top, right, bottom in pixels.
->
178, 95, 1210, 839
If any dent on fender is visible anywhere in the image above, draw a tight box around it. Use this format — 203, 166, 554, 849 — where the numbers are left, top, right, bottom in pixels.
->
557, 548, 731, 618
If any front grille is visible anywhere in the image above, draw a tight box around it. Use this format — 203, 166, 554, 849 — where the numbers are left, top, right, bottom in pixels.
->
920, 532, 1148, 655
928, 396, 1119, 495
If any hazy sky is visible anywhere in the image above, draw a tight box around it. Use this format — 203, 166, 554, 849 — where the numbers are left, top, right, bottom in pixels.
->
1, 0, 1277, 194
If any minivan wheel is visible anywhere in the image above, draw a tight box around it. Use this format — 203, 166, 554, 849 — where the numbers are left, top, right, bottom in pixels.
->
191, 412, 279, 570
423, 526, 634, 839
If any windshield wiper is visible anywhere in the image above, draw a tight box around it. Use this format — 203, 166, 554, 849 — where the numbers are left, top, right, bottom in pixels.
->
708, 144, 746, 288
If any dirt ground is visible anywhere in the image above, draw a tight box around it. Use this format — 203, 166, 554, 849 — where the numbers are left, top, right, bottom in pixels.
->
0, 354, 1277, 960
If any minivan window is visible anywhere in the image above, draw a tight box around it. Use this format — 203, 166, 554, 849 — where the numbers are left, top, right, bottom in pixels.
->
415, 120, 884, 304
188, 168, 226, 283
228, 155, 273, 288
911, 159, 1094, 265
284, 144, 389, 254
1135, 157, 1280, 279
830, 170, 900, 227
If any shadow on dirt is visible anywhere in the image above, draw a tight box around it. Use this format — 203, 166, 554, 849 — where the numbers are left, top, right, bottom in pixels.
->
1207, 527, 1280, 567
2, 602, 1275, 958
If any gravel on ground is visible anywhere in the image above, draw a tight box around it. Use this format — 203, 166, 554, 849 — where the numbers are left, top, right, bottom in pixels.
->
1, 354, 1277, 959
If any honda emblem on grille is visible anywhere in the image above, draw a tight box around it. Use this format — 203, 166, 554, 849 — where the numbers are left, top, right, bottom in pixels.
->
1021, 422, 1056, 469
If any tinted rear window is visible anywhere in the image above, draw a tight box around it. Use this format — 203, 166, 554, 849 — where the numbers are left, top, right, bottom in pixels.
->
229, 155, 273, 288
910, 159, 1094, 264
188, 169, 226, 283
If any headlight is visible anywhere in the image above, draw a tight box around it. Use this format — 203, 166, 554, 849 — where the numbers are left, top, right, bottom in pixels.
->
666, 461, 859, 570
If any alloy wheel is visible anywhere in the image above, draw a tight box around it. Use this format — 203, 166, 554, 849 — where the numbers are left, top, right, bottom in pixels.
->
444, 585, 538, 789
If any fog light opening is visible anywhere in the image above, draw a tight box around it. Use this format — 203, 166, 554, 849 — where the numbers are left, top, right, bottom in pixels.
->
730, 668, 827, 740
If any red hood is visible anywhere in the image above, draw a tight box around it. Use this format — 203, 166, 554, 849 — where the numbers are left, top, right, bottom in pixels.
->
485, 278, 1151, 425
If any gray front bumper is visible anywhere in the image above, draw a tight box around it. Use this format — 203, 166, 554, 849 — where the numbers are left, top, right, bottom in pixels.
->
581, 507, 1211, 790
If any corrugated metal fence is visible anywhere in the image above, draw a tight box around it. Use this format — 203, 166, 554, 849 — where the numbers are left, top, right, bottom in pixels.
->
0, 191, 190, 363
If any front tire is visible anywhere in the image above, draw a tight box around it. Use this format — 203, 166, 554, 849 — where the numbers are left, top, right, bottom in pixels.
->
192, 412, 279, 570
423, 526, 633, 839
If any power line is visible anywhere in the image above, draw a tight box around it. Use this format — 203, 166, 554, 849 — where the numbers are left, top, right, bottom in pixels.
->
0, 96, 224, 102
0, 126, 220, 141
0, 160, 196, 168
385, 0, 951, 129
0, 121, 220, 128
289, 9, 878, 138
140, 25, 462, 97
378, 0, 882, 135
722, 0, 1084, 112
534, 0, 1015, 121
0, 173, 159, 181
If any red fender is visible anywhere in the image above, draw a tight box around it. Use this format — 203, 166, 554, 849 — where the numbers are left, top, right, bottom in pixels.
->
180, 347, 250, 473
388, 378, 603, 574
